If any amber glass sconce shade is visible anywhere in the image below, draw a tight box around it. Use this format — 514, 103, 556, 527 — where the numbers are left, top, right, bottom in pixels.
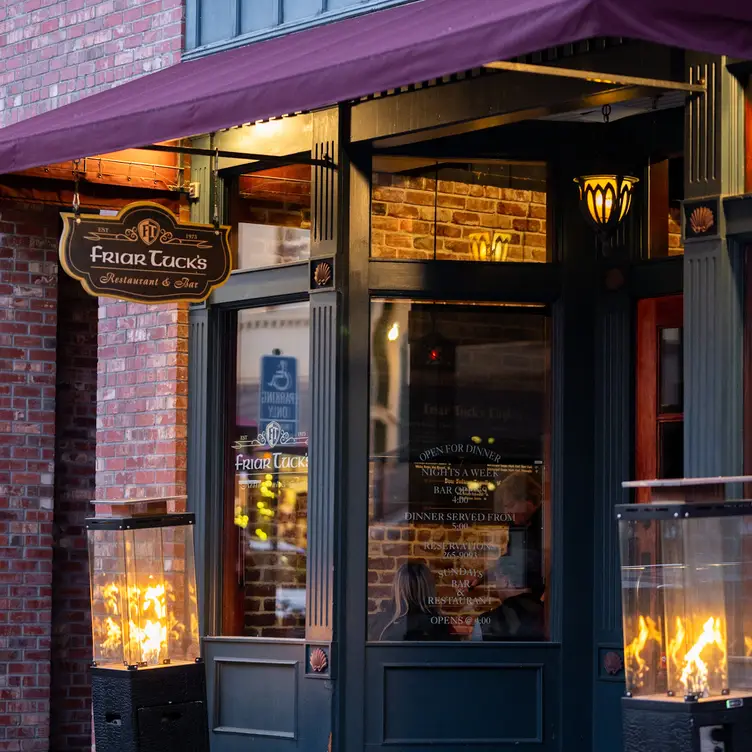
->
469, 231, 512, 262
574, 174, 639, 237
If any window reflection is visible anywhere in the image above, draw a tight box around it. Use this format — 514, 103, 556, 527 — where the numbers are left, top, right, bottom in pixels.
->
224, 303, 310, 637
370, 158, 548, 262
230, 166, 311, 271
368, 300, 550, 641
659, 327, 683, 413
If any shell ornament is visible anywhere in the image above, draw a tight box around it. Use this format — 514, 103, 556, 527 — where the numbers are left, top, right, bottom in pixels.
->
689, 206, 714, 235
313, 262, 332, 287
310, 647, 328, 673
603, 651, 623, 676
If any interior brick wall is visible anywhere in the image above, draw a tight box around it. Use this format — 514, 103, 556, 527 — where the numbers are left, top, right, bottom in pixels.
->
367, 519, 510, 628
371, 174, 547, 262
0, 201, 59, 752
0, 0, 183, 126
50, 273, 97, 752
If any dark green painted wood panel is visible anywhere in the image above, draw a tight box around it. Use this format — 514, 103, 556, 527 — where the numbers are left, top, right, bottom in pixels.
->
188, 306, 210, 638
592, 292, 630, 752
684, 238, 744, 478
307, 293, 339, 641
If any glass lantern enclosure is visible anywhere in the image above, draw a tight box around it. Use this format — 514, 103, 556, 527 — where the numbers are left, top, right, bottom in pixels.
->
87, 513, 200, 670
616, 501, 752, 702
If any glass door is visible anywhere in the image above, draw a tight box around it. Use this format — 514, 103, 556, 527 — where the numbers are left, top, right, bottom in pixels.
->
367, 300, 551, 643
222, 302, 311, 638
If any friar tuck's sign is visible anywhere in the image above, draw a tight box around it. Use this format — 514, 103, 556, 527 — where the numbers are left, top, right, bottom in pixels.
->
59, 202, 232, 304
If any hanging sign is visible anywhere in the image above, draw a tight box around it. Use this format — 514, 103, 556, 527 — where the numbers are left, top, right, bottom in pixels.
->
59, 201, 232, 304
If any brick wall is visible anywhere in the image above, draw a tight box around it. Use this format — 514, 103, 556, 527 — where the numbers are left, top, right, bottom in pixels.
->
0, 3, 188, 748
0, 201, 59, 752
0, 0, 183, 126
371, 173, 547, 262
95, 301, 189, 504
50, 273, 97, 752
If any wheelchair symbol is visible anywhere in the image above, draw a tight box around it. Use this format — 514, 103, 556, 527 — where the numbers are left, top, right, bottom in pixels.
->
267, 361, 292, 391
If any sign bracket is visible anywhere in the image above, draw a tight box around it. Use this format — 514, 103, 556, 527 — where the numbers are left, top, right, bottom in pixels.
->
141, 143, 336, 170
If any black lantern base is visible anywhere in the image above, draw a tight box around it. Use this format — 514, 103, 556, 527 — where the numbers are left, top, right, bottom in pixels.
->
92, 661, 209, 752
623, 695, 752, 752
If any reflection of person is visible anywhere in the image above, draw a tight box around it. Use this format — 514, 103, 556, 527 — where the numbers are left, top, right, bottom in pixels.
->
470, 471, 545, 641
472, 567, 545, 641
374, 561, 456, 641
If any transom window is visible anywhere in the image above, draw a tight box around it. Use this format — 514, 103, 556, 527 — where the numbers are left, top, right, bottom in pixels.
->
186, 0, 415, 55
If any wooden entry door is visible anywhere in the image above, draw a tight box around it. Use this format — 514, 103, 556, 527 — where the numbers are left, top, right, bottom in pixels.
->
635, 295, 684, 501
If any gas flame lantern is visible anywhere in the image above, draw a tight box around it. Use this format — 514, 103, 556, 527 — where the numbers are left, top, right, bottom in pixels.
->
615, 479, 752, 752
87, 499, 207, 752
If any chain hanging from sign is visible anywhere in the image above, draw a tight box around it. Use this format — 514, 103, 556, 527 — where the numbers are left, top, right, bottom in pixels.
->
59, 201, 233, 304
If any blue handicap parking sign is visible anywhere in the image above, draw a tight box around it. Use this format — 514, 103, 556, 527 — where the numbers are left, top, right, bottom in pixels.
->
259, 355, 298, 436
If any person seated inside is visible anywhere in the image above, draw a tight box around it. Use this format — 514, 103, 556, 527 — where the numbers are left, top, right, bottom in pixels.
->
470, 539, 545, 642
371, 560, 457, 641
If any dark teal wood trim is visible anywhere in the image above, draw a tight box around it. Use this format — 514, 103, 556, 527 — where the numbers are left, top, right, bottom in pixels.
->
684, 237, 744, 477
339, 139, 372, 752
204, 307, 236, 636
684, 53, 746, 200
311, 109, 340, 257
551, 161, 596, 749
593, 293, 629, 638
188, 306, 210, 638
628, 257, 683, 298
306, 107, 342, 648
724, 194, 752, 241
591, 292, 630, 752
307, 293, 339, 642
368, 259, 561, 302
210, 264, 310, 306
355, 74, 626, 147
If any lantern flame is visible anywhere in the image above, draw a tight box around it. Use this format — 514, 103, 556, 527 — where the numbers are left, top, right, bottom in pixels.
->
669, 616, 726, 698
624, 615, 662, 688
97, 580, 185, 667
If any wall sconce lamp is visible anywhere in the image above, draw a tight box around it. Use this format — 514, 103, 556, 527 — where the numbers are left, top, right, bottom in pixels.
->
574, 174, 639, 238
470, 231, 511, 262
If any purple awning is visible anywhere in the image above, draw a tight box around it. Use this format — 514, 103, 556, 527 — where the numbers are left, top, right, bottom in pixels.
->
0, 0, 750, 174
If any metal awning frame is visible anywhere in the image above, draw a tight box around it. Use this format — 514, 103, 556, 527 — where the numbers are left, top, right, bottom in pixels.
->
483, 60, 707, 96
140, 143, 337, 170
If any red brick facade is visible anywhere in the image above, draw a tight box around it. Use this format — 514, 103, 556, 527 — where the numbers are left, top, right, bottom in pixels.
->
0, 203, 59, 752
95, 301, 189, 505
0, 1, 185, 748
50, 273, 97, 752
0, 0, 182, 127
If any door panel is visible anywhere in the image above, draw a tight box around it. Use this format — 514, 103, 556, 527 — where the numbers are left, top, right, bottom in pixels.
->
204, 638, 331, 752
364, 644, 560, 751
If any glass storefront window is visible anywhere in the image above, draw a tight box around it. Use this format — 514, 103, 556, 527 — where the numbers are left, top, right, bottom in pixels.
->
657, 325, 683, 479
367, 300, 551, 641
229, 165, 311, 271
371, 157, 548, 262
223, 302, 310, 637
